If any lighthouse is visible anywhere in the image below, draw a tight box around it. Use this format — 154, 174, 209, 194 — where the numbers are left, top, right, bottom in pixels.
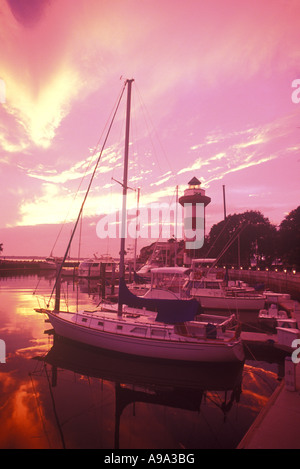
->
179, 177, 211, 265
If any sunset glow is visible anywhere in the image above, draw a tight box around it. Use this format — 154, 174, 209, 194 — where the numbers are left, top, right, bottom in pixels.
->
1, 0, 300, 257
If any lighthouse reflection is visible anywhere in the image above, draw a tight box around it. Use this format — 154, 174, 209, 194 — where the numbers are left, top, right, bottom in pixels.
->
35, 335, 244, 449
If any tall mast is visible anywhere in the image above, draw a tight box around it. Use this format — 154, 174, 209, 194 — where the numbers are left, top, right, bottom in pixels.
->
223, 185, 227, 221
118, 78, 134, 315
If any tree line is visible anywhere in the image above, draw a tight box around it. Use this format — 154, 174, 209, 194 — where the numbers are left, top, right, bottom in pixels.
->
1, 206, 299, 270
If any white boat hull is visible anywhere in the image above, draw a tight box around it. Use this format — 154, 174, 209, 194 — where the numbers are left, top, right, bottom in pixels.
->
142, 288, 265, 311
194, 294, 265, 311
45, 310, 244, 363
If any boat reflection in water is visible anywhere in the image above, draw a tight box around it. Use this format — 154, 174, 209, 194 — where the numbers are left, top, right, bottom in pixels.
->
35, 334, 244, 449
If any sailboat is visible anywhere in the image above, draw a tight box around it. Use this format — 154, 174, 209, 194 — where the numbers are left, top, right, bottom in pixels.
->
37, 79, 245, 363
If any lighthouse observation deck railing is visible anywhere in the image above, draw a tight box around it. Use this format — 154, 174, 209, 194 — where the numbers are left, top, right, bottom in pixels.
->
183, 188, 206, 197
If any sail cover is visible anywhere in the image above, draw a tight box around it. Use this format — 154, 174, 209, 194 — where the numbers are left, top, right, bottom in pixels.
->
119, 278, 201, 324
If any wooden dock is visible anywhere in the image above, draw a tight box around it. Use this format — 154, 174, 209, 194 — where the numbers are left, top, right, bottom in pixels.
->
237, 299, 300, 449
237, 361, 300, 449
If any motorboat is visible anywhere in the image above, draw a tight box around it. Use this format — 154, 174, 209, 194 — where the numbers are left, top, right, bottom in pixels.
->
78, 255, 118, 278
141, 267, 191, 299
259, 303, 287, 322
182, 274, 266, 311
257, 302, 296, 331
39, 256, 60, 270
140, 265, 265, 312
258, 290, 293, 329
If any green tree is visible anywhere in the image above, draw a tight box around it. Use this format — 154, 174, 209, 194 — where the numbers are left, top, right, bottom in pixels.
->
278, 206, 300, 269
205, 211, 277, 267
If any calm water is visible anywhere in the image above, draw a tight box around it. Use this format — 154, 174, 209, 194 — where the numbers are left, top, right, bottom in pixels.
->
0, 274, 282, 449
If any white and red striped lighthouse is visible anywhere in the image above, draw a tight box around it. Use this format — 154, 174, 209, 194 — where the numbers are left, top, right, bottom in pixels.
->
179, 177, 211, 265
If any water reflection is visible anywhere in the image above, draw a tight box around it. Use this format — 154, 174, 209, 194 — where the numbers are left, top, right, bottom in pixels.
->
0, 372, 47, 448
34, 335, 244, 449
0, 275, 281, 449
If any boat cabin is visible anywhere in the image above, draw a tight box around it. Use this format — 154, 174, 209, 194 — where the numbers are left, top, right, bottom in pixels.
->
78, 257, 118, 278
182, 277, 224, 298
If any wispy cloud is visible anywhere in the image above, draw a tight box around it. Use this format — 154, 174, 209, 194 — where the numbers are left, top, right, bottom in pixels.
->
181, 114, 297, 186
23, 144, 123, 184
150, 171, 174, 187
17, 182, 120, 227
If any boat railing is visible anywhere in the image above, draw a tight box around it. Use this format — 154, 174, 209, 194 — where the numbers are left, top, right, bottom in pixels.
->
73, 310, 174, 338
224, 289, 264, 298
71, 309, 238, 342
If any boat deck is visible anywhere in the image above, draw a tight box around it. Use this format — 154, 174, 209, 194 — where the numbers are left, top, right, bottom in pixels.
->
54, 306, 237, 343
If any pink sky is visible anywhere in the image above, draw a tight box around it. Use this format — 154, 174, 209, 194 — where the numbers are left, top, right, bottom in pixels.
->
0, 0, 300, 258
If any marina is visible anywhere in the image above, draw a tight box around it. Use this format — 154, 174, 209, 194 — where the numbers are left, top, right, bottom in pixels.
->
1, 0, 300, 454
1, 155, 299, 449
1, 80, 299, 447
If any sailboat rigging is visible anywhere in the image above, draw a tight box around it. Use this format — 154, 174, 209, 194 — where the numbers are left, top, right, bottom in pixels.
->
37, 79, 245, 363
48, 80, 128, 309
